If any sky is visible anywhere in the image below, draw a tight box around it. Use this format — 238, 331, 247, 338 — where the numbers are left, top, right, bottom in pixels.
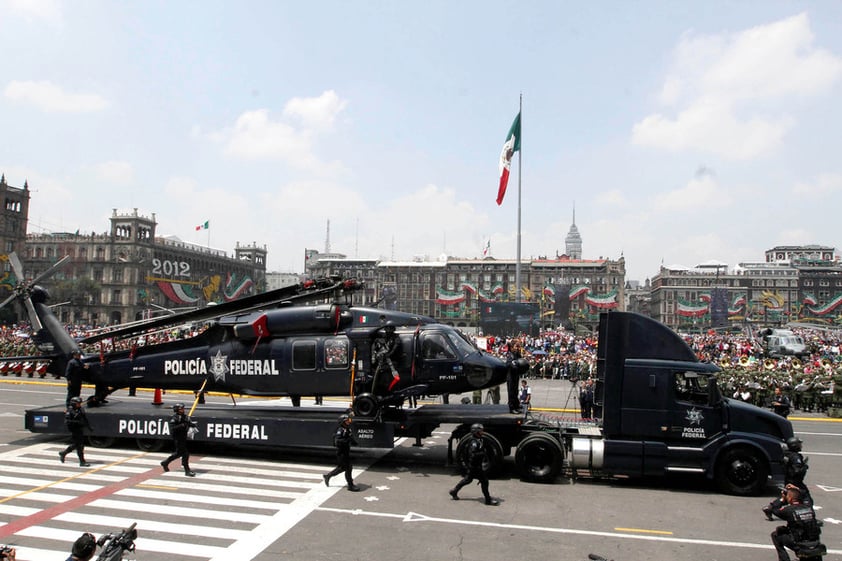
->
2, 1, 842, 283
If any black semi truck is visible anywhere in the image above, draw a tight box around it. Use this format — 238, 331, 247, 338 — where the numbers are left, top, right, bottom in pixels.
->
25, 311, 792, 495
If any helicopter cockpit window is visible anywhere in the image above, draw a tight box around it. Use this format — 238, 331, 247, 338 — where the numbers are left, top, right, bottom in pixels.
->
292, 340, 317, 371
446, 331, 477, 358
324, 337, 349, 369
421, 333, 456, 360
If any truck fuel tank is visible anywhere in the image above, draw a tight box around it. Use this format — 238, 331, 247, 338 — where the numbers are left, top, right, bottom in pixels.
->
570, 437, 605, 471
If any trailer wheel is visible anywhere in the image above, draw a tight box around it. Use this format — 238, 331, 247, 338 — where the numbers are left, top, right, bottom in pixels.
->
456, 431, 504, 477
136, 438, 165, 452
88, 436, 116, 448
515, 432, 564, 483
715, 447, 769, 496
353, 393, 378, 417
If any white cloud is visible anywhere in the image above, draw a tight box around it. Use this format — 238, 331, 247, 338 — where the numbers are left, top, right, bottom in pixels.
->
4, 80, 108, 112
633, 99, 793, 159
214, 91, 349, 174
653, 175, 731, 212
92, 161, 134, 184
793, 173, 842, 196
283, 90, 347, 131
3, 0, 62, 26
633, 13, 842, 159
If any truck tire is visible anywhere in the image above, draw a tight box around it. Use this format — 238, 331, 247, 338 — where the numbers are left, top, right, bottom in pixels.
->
352, 393, 378, 417
136, 438, 165, 452
456, 431, 504, 477
88, 436, 116, 448
715, 447, 769, 496
515, 432, 564, 483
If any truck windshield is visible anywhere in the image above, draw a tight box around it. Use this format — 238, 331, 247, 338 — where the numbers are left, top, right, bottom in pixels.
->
674, 371, 718, 406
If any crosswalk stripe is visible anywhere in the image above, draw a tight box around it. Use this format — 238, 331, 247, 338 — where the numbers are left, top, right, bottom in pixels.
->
54, 512, 252, 540
115, 487, 292, 510
90, 498, 272, 524
0, 440, 387, 560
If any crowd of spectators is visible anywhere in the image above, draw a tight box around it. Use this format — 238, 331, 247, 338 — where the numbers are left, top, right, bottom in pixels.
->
476, 325, 842, 414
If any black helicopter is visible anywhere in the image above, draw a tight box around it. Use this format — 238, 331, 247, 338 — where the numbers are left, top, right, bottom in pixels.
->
1, 253, 527, 416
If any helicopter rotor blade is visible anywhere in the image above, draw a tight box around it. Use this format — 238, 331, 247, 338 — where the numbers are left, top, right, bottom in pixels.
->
0, 292, 16, 311
7, 252, 25, 280
24, 297, 42, 332
29, 254, 71, 286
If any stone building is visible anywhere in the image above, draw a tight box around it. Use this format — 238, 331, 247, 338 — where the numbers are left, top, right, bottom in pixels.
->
23, 209, 266, 326
0, 174, 29, 262
649, 245, 842, 331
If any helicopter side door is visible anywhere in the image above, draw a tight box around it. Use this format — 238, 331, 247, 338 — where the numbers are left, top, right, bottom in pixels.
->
286, 335, 353, 396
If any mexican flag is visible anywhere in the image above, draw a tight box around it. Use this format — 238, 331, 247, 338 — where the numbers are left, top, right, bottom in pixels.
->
496, 112, 521, 205
195, 220, 209, 231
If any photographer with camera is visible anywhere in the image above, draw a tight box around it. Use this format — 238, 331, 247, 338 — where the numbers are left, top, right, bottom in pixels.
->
770, 484, 825, 561
763, 436, 811, 520
160, 403, 197, 476
95, 523, 137, 561
0, 545, 15, 561
67, 532, 96, 561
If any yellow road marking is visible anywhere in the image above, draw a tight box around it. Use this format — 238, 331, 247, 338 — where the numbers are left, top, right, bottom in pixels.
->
615, 527, 674, 535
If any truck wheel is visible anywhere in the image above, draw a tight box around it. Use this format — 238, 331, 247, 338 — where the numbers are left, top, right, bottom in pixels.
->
353, 393, 378, 417
456, 431, 504, 477
715, 447, 769, 496
515, 433, 564, 483
136, 438, 165, 452
88, 436, 116, 448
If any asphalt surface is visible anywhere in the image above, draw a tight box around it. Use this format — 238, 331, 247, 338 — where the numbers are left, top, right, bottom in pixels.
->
0, 377, 840, 561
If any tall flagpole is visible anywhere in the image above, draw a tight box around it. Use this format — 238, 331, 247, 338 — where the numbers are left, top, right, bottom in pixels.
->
515, 93, 523, 303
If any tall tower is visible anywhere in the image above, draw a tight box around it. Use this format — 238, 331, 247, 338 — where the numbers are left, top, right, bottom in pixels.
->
565, 205, 582, 259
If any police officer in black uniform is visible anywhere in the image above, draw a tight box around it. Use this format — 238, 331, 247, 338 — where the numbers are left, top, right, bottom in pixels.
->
449, 423, 499, 506
506, 342, 523, 413
764, 436, 811, 520
324, 414, 360, 491
372, 322, 401, 394
160, 403, 197, 476
59, 397, 92, 467
65, 351, 88, 409
771, 485, 825, 561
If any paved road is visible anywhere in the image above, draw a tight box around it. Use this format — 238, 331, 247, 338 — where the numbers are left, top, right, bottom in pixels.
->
0, 377, 840, 561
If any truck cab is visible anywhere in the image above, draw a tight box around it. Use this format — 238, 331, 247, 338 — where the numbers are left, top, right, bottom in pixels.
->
589, 311, 793, 495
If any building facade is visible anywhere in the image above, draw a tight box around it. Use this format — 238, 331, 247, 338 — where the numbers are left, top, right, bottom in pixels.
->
22, 209, 267, 326
0, 174, 30, 273
305, 251, 625, 333
649, 245, 842, 331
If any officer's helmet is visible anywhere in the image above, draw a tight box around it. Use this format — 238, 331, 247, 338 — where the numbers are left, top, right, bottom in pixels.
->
384, 321, 396, 331
69, 397, 83, 405
786, 436, 803, 452
470, 423, 484, 436
173, 403, 185, 411
339, 414, 352, 425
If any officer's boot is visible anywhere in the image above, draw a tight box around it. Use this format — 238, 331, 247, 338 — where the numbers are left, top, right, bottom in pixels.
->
762, 505, 774, 521
184, 465, 196, 477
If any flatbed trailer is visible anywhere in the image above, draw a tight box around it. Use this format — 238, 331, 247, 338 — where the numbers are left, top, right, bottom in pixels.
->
24, 399, 581, 481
